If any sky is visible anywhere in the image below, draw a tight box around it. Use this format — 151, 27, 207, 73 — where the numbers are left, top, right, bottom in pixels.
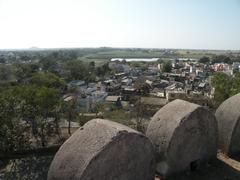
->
0, 0, 239, 50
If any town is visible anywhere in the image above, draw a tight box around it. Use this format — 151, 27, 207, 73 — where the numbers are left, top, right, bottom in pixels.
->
1, 48, 240, 179
1, 0, 240, 179
0, 49, 240, 129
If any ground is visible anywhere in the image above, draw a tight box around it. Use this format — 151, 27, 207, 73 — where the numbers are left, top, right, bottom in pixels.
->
155, 152, 240, 180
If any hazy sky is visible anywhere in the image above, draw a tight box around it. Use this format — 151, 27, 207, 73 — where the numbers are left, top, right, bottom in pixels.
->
0, 0, 239, 50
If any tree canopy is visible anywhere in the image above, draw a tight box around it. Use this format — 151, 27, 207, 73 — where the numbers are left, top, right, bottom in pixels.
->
211, 55, 232, 64
199, 56, 210, 64
162, 61, 172, 73
30, 72, 66, 90
0, 85, 61, 150
211, 72, 240, 106
66, 60, 96, 82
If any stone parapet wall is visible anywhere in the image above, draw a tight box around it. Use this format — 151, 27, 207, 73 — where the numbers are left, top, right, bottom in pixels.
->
48, 96, 240, 179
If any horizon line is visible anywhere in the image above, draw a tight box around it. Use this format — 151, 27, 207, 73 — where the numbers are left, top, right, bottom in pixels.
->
0, 46, 240, 52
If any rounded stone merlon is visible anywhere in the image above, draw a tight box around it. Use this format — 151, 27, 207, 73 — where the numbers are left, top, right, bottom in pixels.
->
146, 99, 217, 176
48, 119, 156, 180
215, 93, 240, 156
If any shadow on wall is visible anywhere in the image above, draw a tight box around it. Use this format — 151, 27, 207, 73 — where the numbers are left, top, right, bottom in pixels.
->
3, 155, 53, 180
164, 157, 240, 180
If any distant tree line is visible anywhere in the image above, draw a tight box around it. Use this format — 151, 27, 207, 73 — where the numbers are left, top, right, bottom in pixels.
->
199, 55, 240, 64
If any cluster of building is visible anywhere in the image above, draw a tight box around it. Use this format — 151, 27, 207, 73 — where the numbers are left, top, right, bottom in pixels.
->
63, 58, 240, 113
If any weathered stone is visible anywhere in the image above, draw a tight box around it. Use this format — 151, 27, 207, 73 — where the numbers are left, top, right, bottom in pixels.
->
48, 119, 156, 180
215, 93, 240, 155
146, 99, 217, 176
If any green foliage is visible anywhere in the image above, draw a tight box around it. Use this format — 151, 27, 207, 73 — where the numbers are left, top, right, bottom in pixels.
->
17, 85, 60, 145
30, 72, 66, 90
0, 65, 12, 81
212, 72, 240, 106
129, 61, 148, 71
4, 155, 53, 180
96, 62, 111, 77
211, 73, 232, 106
66, 60, 87, 80
199, 56, 210, 64
211, 55, 232, 64
13, 63, 39, 83
39, 59, 57, 72
230, 72, 240, 96
66, 60, 96, 82
162, 61, 172, 72
61, 97, 79, 135
89, 61, 95, 69
134, 77, 150, 95
0, 85, 61, 150
0, 89, 31, 152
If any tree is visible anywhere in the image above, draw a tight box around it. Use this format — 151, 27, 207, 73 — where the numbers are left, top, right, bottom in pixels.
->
135, 97, 145, 133
35, 86, 60, 146
30, 72, 66, 90
39, 58, 57, 72
11, 85, 60, 147
199, 56, 210, 64
0, 65, 12, 81
0, 88, 31, 152
134, 77, 151, 96
96, 63, 111, 77
66, 60, 88, 80
162, 61, 172, 72
13, 63, 39, 83
231, 72, 240, 96
211, 55, 232, 64
62, 96, 79, 135
89, 61, 95, 70
211, 72, 240, 107
130, 61, 148, 71
211, 73, 232, 106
